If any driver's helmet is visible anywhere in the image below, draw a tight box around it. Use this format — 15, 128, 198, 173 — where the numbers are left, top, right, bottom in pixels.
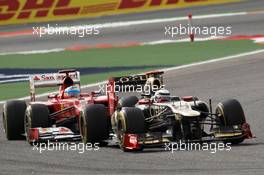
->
153, 89, 171, 102
64, 86, 80, 98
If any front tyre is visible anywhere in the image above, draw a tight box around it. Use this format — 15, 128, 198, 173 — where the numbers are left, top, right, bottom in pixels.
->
215, 99, 246, 144
79, 104, 109, 144
24, 104, 51, 143
3, 100, 27, 140
117, 107, 145, 151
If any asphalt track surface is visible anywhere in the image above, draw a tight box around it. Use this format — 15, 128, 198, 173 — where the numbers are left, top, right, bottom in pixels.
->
1, 1, 264, 175
0, 0, 264, 53
1, 49, 264, 175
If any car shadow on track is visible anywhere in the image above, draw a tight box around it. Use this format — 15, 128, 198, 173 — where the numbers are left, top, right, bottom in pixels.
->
106, 144, 171, 154
105, 141, 261, 153
231, 142, 261, 147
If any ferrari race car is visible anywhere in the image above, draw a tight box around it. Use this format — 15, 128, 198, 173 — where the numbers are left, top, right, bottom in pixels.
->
2, 69, 254, 152
2, 69, 163, 147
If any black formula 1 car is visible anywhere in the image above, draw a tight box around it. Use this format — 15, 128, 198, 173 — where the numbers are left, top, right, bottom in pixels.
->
109, 72, 254, 151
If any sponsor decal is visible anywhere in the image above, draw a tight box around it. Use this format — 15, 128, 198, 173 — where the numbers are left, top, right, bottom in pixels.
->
0, 0, 241, 25
114, 74, 147, 83
0, 0, 80, 20
32, 73, 79, 82
119, 0, 207, 9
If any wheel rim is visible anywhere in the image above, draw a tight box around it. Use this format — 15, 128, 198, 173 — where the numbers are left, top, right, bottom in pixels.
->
24, 108, 32, 142
24, 115, 31, 141
216, 104, 226, 125
80, 115, 87, 143
2, 112, 7, 134
2, 103, 8, 135
117, 119, 125, 148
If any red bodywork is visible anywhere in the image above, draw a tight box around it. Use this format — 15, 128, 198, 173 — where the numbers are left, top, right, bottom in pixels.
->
30, 70, 119, 120
34, 93, 110, 125
28, 70, 119, 142
28, 70, 162, 146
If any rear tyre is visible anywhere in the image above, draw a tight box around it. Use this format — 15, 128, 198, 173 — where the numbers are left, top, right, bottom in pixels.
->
117, 107, 145, 151
3, 100, 27, 140
24, 104, 51, 143
118, 96, 139, 107
79, 104, 109, 144
215, 99, 246, 144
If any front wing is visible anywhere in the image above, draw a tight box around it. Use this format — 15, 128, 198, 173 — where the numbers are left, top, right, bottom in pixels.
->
122, 122, 255, 150
28, 127, 81, 143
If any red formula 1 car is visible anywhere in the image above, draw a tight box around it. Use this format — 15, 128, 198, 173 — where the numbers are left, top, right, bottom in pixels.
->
2, 69, 163, 146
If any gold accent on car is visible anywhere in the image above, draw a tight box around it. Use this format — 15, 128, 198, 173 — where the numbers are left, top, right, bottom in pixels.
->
214, 132, 242, 138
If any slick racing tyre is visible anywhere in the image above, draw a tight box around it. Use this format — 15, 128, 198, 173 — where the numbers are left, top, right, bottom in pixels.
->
3, 100, 27, 140
24, 104, 51, 143
79, 104, 109, 144
215, 99, 246, 144
118, 96, 139, 108
117, 107, 145, 151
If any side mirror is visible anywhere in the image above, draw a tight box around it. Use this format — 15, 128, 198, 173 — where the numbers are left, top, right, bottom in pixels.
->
94, 90, 103, 95
48, 94, 58, 99
171, 96, 181, 101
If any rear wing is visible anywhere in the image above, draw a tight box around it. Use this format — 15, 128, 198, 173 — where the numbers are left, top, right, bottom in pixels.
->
107, 71, 164, 115
111, 74, 147, 89
29, 71, 80, 101
110, 71, 164, 91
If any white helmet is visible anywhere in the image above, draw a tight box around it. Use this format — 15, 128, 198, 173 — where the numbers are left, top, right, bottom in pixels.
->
153, 89, 171, 102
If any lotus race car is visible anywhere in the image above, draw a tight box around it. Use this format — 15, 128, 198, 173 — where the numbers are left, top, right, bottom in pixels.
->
2, 69, 254, 151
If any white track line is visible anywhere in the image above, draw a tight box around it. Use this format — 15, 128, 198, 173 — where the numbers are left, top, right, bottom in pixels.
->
9, 35, 255, 56
0, 37, 225, 56
0, 48, 64, 56
161, 49, 264, 72
0, 74, 31, 78
0, 81, 108, 104
1, 49, 264, 104
50, 12, 248, 30
0, 11, 250, 56
143, 36, 224, 45
254, 37, 264, 43
0, 78, 29, 84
